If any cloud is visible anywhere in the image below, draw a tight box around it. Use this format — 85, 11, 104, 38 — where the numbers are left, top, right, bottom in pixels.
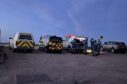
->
67, 11, 84, 35
67, 0, 94, 35
1, 0, 127, 42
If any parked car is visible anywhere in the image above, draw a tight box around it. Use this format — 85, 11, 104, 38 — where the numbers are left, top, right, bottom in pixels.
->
39, 35, 63, 53
9, 32, 35, 52
102, 41, 126, 53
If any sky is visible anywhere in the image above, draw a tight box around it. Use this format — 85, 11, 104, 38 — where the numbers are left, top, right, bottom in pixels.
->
0, 0, 127, 43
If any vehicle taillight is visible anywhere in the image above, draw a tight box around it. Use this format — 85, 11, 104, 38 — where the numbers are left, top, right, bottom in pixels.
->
16, 41, 19, 45
33, 42, 35, 46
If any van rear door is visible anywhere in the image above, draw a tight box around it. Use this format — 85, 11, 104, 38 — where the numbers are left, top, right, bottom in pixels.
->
16, 33, 34, 48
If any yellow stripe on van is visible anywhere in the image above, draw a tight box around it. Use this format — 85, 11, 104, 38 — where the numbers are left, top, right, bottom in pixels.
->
17, 41, 24, 46
57, 46, 61, 50
48, 42, 63, 50
48, 42, 52, 45
27, 41, 34, 47
22, 43, 29, 48
52, 43, 56, 46
57, 43, 63, 49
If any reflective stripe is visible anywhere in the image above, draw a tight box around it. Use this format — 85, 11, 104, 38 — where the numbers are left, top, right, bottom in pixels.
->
58, 43, 63, 49
27, 41, 34, 47
17, 41, 34, 48
22, 43, 29, 48
48, 42, 63, 50
17, 41, 24, 46
48, 42, 52, 45
57, 46, 61, 50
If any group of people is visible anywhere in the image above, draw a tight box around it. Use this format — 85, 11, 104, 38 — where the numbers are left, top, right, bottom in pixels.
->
82, 38, 102, 56
90, 38, 102, 56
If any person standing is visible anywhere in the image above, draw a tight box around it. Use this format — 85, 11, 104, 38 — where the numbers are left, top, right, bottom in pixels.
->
83, 38, 88, 55
92, 40, 99, 56
90, 38, 94, 49
97, 39, 102, 55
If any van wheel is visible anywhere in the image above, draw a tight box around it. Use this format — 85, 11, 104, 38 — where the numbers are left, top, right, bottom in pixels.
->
68, 46, 72, 53
0, 53, 5, 64
100, 46, 104, 51
111, 48, 115, 53
29, 50, 33, 53
46, 48, 49, 53
13, 49, 17, 53
9, 46, 12, 50
59, 50, 62, 54
39, 47, 43, 51
83, 50, 87, 55
122, 50, 126, 54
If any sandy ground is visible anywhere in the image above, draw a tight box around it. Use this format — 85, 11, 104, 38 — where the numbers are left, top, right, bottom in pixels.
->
0, 48, 127, 84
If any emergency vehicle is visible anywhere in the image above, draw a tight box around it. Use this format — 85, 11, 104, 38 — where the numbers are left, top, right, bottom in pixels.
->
39, 35, 63, 53
9, 32, 35, 52
63, 34, 88, 53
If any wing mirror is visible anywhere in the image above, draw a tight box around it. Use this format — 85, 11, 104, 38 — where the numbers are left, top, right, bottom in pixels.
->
39, 41, 43, 43
9, 37, 13, 39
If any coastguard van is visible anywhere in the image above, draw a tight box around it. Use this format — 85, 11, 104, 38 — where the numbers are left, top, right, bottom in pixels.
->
39, 35, 63, 53
9, 32, 35, 52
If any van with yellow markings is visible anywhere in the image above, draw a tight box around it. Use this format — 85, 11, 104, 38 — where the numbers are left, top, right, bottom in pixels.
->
39, 35, 63, 53
9, 32, 35, 52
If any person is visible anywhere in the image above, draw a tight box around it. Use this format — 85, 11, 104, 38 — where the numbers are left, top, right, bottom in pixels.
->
83, 38, 88, 55
97, 39, 102, 55
71, 38, 80, 53
92, 40, 99, 56
90, 38, 94, 49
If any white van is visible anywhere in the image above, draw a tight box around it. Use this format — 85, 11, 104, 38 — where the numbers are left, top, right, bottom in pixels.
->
9, 32, 35, 52
39, 35, 63, 53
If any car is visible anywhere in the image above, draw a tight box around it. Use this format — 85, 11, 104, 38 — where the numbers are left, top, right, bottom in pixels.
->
9, 32, 35, 52
102, 41, 126, 53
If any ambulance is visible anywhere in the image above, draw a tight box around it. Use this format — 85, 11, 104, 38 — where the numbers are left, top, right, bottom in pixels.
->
9, 32, 35, 52
63, 34, 88, 53
39, 35, 63, 53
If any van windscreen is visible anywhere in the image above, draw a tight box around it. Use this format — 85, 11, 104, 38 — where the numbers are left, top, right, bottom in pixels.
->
19, 34, 32, 40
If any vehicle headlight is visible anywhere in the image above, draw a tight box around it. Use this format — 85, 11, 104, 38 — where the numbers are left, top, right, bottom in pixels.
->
87, 49, 92, 53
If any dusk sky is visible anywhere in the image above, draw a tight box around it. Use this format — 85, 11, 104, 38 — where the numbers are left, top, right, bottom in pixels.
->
0, 0, 127, 43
